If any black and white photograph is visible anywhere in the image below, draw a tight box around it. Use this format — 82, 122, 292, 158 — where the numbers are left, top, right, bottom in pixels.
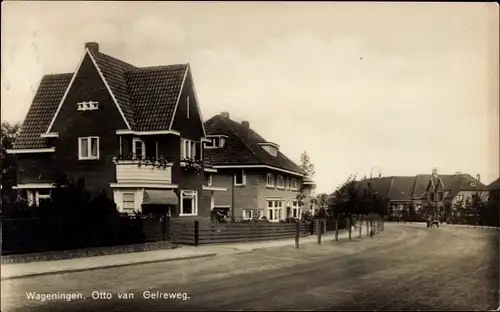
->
1, 1, 499, 311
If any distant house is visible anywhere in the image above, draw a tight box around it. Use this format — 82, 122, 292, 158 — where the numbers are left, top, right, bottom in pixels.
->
6, 42, 226, 220
204, 112, 316, 222
357, 168, 488, 219
487, 177, 500, 208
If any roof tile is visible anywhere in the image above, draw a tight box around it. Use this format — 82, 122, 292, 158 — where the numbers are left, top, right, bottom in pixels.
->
13, 74, 73, 149
204, 115, 304, 174
13, 48, 189, 148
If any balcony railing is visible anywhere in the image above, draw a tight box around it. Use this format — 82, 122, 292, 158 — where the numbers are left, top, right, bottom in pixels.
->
113, 154, 174, 184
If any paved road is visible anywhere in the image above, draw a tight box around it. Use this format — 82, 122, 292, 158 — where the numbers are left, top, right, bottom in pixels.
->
2, 223, 498, 311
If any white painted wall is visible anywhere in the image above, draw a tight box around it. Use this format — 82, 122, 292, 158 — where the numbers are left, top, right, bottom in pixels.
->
116, 163, 172, 184
113, 188, 144, 213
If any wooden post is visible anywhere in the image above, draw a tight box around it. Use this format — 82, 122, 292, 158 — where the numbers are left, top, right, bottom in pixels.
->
295, 220, 300, 249
316, 219, 321, 244
231, 175, 235, 222
194, 220, 199, 246
347, 217, 351, 240
335, 218, 339, 241
161, 212, 167, 241
323, 219, 327, 233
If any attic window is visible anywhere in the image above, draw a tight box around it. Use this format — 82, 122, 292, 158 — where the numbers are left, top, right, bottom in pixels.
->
77, 101, 99, 111
258, 142, 279, 157
205, 135, 227, 149
187, 96, 190, 119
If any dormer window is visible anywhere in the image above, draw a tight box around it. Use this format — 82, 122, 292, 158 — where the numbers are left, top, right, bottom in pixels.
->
258, 142, 279, 157
187, 96, 190, 119
266, 173, 275, 188
77, 101, 99, 111
205, 135, 228, 149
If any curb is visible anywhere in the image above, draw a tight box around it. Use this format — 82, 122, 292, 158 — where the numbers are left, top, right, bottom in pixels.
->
1, 253, 217, 281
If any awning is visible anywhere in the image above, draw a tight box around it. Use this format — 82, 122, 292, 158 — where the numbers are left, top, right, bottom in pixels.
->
143, 190, 178, 205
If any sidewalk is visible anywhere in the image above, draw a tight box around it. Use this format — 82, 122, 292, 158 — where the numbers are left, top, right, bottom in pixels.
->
1, 228, 359, 281
441, 223, 499, 230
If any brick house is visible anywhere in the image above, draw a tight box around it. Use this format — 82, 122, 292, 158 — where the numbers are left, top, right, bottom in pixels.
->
6, 42, 226, 220
358, 169, 488, 220
203, 112, 316, 222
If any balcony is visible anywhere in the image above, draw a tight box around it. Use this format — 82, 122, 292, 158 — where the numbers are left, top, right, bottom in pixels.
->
114, 159, 173, 185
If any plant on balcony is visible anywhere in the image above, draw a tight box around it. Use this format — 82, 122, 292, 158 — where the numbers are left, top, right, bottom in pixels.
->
113, 153, 174, 169
180, 157, 202, 174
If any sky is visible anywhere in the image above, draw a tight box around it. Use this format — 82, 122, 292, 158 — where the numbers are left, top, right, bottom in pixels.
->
1, 2, 499, 193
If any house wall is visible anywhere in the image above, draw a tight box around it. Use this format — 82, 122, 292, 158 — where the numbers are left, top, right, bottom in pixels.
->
257, 171, 301, 216
212, 168, 306, 219
212, 169, 260, 218
451, 190, 489, 208
169, 70, 208, 218
19, 53, 128, 196
16, 154, 59, 184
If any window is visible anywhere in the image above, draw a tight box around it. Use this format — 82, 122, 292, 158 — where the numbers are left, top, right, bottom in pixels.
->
277, 175, 284, 189
291, 200, 301, 218
205, 173, 213, 186
122, 193, 135, 214
180, 190, 198, 216
438, 192, 443, 201
78, 137, 99, 160
266, 173, 275, 188
243, 210, 253, 220
205, 136, 227, 149
29, 189, 51, 206
210, 137, 220, 148
181, 139, 200, 160
267, 200, 283, 221
133, 138, 146, 160
429, 193, 435, 201
290, 178, 298, 190
77, 101, 99, 111
187, 96, 190, 119
235, 170, 246, 186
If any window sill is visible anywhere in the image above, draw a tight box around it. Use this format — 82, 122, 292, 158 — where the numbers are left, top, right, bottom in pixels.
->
179, 213, 198, 217
234, 184, 246, 187
290, 188, 298, 191
79, 157, 99, 160
266, 185, 275, 189
277, 186, 285, 190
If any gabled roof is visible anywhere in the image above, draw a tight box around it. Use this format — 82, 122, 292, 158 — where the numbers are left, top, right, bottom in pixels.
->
353, 173, 487, 202
388, 176, 415, 201
124, 65, 187, 131
203, 114, 305, 175
487, 177, 500, 191
13, 44, 191, 149
13, 74, 73, 149
355, 177, 393, 200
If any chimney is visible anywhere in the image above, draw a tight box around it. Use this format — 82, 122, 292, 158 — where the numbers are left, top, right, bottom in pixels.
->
85, 42, 99, 54
476, 174, 481, 182
220, 112, 230, 119
432, 167, 438, 178
241, 121, 249, 129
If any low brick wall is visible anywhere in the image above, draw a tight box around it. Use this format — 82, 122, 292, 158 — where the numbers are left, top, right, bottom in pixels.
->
1, 240, 176, 264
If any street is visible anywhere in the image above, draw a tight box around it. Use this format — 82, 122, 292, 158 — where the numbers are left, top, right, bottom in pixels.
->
1, 223, 498, 311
